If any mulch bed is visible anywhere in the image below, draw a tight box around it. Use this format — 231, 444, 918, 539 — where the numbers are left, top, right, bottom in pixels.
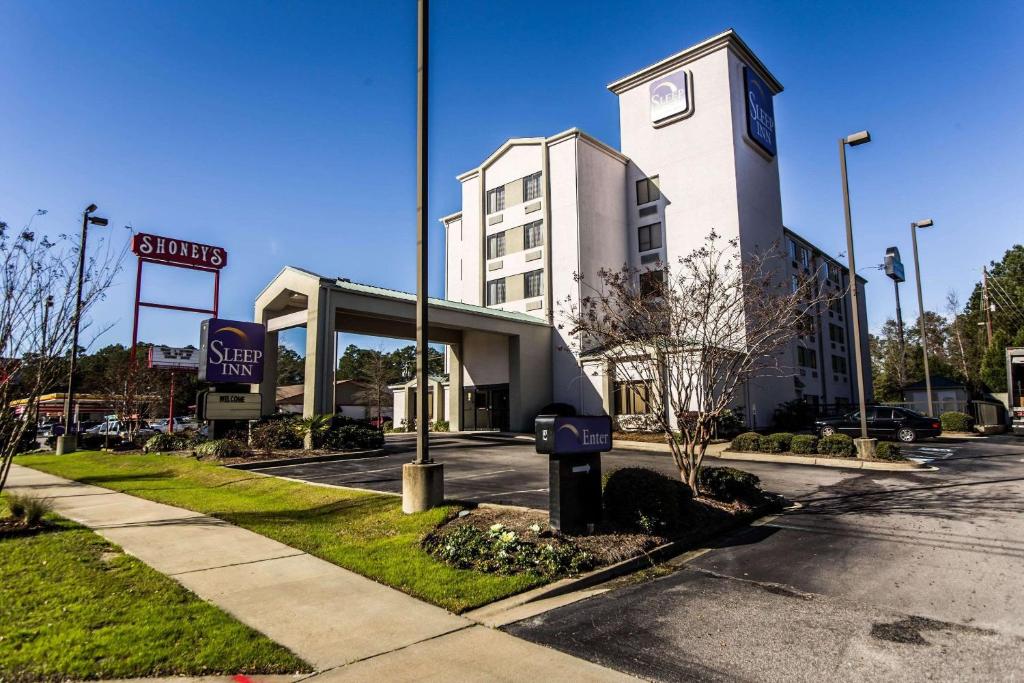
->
433, 493, 778, 570
0, 518, 48, 540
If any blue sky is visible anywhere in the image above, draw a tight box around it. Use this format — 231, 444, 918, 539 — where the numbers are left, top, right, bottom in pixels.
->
2, 0, 1021, 355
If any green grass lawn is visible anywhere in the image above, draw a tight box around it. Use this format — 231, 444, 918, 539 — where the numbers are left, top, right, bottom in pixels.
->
16, 451, 545, 612
0, 497, 309, 682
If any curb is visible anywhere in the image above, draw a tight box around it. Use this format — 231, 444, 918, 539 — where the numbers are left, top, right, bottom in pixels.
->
225, 448, 387, 470
718, 450, 923, 471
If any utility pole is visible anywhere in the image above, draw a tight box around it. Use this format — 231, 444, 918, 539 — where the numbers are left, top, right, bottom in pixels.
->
402, 0, 444, 514
910, 219, 935, 416
982, 267, 994, 345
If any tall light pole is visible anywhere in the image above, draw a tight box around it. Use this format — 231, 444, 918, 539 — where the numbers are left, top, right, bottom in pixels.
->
403, 0, 444, 513
56, 204, 108, 455
911, 218, 935, 416
838, 130, 872, 446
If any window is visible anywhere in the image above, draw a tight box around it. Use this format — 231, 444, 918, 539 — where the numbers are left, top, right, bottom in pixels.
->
800, 247, 811, 269
486, 186, 505, 214
523, 172, 542, 201
487, 232, 505, 259
787, 239, 798, 261
873, 407, 894, 420
829, 297, 844, 318
524, 269, 543, 298
791, 274, 800, 294
635, 176, 660, 205
639, 269, 664, 298
826, 261, 842, 284
638, 223, 662, 252
797, 346, 817, 369
486, 278, 506, 305
800, 314, 816, 338
829, 323, 845, 344
613, 381, 652, 415
523, 221, 543, 249
831, 354, 848, 374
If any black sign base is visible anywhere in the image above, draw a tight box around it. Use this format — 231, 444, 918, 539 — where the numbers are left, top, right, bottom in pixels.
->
549, 452, 602, 535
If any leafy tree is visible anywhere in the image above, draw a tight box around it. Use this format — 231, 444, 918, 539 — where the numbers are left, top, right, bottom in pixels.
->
276, 345, 305, 385
980, 330, 1010, 392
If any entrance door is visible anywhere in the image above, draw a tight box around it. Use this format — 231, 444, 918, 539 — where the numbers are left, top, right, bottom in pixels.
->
462, 384, 510, 431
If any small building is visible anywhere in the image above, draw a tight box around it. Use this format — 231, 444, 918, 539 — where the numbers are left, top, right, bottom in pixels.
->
276, 379, 393, 421
390, 375, 450, 428
902, 376, 970, 415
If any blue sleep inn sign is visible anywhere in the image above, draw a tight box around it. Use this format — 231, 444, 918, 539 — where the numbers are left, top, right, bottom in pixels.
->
744, 66, 776, 156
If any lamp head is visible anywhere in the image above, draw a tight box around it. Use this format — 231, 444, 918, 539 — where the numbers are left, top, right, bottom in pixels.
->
844, 130, 871, 146
87, 216, 109, 227
913, 219, 934, 229
85, 204, 97, 214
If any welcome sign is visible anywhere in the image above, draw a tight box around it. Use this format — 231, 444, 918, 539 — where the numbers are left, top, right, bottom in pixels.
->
744, 67, 777, 156
198, 318, 265, 383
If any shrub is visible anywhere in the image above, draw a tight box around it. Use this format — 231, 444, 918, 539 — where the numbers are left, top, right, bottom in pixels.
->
381, 420, 394, 433
145, 433, 187, 452
400, 418, 416, 433
714, 409, 746, 439
431, 420, 450, 433
424, 524, 593, 578
250, 419, 302, 450
730, 432, 762, 452
790, 434, 818, 455
603, 467, 693, 534
322, 424, 385, 451
817, 433, 855, 457
194, 439, 247, 458
697, 466, 762, 504
940, 411, 973, 432
762, 432, 794, 453
874, 441, 906, 461
7, 494, 53, 526
296, 414, 332, 448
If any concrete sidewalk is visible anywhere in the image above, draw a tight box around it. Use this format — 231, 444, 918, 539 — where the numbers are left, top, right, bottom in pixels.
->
7, 464, 632, 682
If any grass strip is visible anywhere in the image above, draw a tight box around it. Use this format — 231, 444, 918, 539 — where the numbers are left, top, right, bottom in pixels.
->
0, 497, 309, 682
16, 452, 544, 612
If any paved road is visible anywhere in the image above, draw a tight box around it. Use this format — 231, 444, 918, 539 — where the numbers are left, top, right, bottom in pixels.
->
506, 435, 1024, 681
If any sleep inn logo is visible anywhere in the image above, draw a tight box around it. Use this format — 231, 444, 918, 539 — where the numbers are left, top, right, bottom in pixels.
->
649, 70, 690, 124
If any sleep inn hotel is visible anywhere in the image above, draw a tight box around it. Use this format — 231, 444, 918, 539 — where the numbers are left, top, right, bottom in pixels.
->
258, 30, 870, 431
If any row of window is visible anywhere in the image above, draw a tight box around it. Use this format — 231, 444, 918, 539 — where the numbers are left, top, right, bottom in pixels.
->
486, 172, 543, 214
797, 346, 849, 375
788, 238, 844, 285
487, 220, 543, 259
613, 381, 652, 415
486, 269, 544, 305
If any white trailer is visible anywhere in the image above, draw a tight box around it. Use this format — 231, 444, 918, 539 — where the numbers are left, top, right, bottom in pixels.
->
1008, 347, 1024, 436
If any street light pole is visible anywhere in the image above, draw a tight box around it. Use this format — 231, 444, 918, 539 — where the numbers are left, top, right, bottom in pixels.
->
56, 204, 107, 455
911, 218, 935, 416
838, 131, 871, 444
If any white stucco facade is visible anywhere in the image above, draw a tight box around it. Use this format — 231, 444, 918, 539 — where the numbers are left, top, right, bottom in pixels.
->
438, 29, 872, 430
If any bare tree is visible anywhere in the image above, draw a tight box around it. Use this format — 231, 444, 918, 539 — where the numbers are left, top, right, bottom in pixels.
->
100, 347, 161, 444
561, 231, 834, 491
0, 219, 123, 493
354, 348, 395, 424
945, 290, 973, 386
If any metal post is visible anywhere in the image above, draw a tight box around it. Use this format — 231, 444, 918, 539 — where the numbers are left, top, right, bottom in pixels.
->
839, 140, 869, 439
893, 278, 905, 384
911, 223, 933, 416
982, 267, 993, 345
168, 371, 175, 434
415, 0, 430, 465
62, 208, 92, 436
131, 258, 143, 361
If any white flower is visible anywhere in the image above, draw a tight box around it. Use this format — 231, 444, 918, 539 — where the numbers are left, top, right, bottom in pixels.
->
500, 531, 516, 543
489, 523, 504, 532
529, 523, 541, 533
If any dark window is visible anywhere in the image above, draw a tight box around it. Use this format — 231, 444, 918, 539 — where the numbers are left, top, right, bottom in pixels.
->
635, 176, 661, 205
873, 407, 894, 419
788, 239, 798, 261
826, 262, 842, 284
800, 314, 816, 338
639, 269, 664, 298
831, 354, 848, 374
523, 220, 543, 249
638, 223, 662, 252
613, 381, 652, 415
523, 172, 542, 201
797, 346, 817, 369
486, 278, 506, 305
829, 298, 844, 318
487, 232, 505, 259
829, 323, 845, 344
524, 269, 543, 298
486, 186, 505, 214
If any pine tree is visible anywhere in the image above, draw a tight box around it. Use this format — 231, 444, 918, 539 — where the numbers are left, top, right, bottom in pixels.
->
980, 330, 1010, 392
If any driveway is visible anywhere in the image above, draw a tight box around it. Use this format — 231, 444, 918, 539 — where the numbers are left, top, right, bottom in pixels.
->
506, 435, 1024, 680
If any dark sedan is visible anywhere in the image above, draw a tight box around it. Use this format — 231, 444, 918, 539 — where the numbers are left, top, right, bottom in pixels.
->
815, 406, 942, 443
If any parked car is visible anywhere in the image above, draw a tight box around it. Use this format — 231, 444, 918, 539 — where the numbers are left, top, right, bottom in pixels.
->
86, 421, 158, 439
815, 406, 942, 443
150, 417, 190, 433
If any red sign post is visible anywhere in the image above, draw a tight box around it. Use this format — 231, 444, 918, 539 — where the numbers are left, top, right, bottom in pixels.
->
130, 233, 228, 361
